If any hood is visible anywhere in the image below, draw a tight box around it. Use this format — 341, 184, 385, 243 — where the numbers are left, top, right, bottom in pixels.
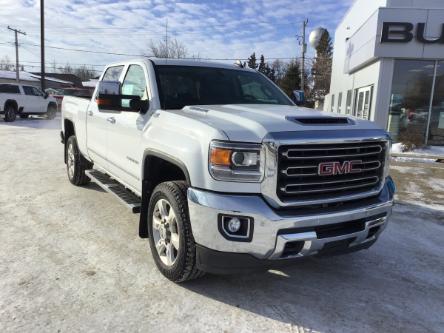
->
177, 104, 384, 143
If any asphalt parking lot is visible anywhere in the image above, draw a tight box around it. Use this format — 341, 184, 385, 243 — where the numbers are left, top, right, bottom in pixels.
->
1, 117, 443, 333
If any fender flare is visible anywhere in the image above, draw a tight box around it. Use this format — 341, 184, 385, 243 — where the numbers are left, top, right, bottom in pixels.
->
139, 149, 191, 238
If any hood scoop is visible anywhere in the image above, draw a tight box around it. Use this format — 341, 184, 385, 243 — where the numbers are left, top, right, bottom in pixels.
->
286, 116, 355, 126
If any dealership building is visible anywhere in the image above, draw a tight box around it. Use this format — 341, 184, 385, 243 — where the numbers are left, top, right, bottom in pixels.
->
325, 0, 444, 146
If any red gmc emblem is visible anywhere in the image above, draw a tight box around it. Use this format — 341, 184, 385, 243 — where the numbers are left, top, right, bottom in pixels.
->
318, 160, 362, 176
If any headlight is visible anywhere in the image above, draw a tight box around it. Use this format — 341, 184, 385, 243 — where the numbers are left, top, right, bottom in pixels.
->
209, 141, 264, 182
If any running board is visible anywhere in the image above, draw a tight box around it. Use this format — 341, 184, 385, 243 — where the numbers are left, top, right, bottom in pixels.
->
86, 170, 141, 213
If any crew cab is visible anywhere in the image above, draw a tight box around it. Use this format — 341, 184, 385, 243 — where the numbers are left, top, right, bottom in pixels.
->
61, 58, 395, 282
0, 83, 57, 122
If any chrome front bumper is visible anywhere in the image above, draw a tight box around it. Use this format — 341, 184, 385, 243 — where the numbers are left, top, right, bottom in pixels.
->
188, 179, 394, 261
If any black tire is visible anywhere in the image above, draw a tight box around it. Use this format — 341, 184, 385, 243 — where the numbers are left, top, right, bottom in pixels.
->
66, 135, 92, 186
4, 105, 17, 122
46, 104, 57, 120
20, 114, 29, 119
148, 181, 205, 283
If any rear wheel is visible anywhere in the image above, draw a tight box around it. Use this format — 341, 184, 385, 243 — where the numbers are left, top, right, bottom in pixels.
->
4, 105, 17, 122
66, 136, 91, 186
148, 181, 205, 283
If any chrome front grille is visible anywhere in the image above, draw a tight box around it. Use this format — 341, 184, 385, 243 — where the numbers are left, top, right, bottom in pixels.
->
277, 141, 387, 203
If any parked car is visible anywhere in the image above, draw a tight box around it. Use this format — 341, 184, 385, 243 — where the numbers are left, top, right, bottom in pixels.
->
61, 58, 395, 282
0, 83, 58, 122
47, 88, 93, 111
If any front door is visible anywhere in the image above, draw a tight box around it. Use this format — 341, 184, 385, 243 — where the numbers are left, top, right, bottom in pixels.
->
355, 86, 372, 120
86, 65, 125, 170
107, 63, 151, 193
22, 86, 46, 113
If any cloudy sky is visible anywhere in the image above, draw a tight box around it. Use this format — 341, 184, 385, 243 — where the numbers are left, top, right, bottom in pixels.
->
0, 0, 353, 74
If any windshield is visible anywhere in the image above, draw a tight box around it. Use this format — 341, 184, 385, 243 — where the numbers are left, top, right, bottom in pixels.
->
155, 65, 293, 110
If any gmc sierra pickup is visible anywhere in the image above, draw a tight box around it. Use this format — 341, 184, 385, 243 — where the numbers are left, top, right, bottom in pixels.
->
61, 58, 395, 282
1, 83, 57, 122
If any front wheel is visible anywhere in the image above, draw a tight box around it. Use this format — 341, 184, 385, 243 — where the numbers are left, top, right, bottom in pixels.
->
148, 181, 204, 283
66, 136, 91, 186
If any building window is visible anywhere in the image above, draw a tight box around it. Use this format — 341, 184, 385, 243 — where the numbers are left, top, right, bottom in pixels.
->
429, 61, 444, 145
354, 86, 373, 120
346, 90, 352, 114
331, 94, 335, 112
338, 92, 343, 114
388, 60, 435, 145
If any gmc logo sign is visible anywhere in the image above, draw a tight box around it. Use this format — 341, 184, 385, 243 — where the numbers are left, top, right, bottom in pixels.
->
318, 160, 362, 176
381, 22, 444, 44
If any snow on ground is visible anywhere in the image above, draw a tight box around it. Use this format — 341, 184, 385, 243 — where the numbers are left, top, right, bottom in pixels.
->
1, 118, 443, 333
392, 143, 444, 158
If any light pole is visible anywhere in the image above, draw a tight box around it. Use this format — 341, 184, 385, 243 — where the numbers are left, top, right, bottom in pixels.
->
40, 0, 45, 91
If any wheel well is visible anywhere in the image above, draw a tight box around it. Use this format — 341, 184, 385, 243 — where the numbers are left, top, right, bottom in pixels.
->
139, 153, 190, 238
64, 120, 75, 163
144, 155, 189, 194
4, 99, 18, 111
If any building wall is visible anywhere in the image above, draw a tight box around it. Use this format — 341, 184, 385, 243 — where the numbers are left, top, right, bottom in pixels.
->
326, 0, 444, 129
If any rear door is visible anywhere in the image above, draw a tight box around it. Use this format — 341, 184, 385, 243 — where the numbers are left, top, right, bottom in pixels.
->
86, 65, 125, 170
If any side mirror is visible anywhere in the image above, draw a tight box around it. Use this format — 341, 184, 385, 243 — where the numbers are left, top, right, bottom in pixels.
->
96, 80, 143, 112
292, 90, 305, 106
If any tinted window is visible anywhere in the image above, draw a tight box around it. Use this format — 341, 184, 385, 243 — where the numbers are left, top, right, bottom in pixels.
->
23, 86, 35, 96
0, 84, 20, 94
103, 66, 124, 81
32, 87, 44, 96
155, 65, 292, 110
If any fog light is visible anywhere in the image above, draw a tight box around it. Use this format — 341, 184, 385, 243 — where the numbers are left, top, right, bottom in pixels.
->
227, 217, 241, 233
218, 214, 254, 242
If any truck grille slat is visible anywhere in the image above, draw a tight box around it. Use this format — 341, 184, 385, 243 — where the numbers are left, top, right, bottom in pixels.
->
282, 161, 381, 177
282, 176, 379, 189
277, 141, 386, 202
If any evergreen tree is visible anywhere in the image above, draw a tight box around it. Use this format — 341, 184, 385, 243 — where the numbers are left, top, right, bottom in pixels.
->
279, 60, 302, 97
247, 53, 258, 70
311, 29, 333, 103
258, 55, 266, 74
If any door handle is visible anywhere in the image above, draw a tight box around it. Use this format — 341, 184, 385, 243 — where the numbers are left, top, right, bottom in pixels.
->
107, 117, 116, 124
88, 110, 93, 116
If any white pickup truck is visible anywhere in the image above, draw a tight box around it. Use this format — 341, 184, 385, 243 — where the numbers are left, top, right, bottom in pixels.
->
61, 58, 396, 282
0, 83, 57, 122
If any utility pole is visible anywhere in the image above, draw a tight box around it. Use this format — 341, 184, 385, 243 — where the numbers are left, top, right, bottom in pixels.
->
40, 0, 45, 91
301, 19, 308, 93
7, 26, 26, 83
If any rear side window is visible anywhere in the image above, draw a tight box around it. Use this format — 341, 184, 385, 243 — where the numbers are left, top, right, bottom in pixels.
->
0, 84, 20, 94
103, 66, 124, 81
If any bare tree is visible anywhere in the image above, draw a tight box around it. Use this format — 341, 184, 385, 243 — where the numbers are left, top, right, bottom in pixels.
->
0, 56, 14, 71
148, 38, 187, 59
